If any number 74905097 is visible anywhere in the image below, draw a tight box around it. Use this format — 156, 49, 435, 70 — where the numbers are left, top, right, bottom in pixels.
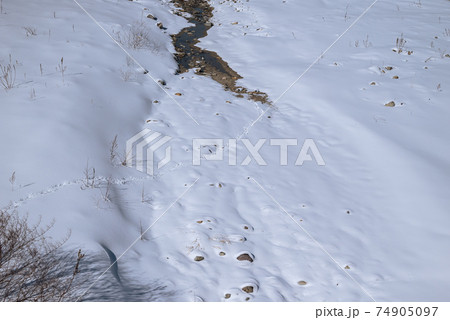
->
376, 307, 438, 317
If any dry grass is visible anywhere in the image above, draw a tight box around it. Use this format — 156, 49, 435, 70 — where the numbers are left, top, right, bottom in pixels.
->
23, 26, 37, 37
395, 33, 406, 53
113, 21, 160, 51
0, 55, 16, 90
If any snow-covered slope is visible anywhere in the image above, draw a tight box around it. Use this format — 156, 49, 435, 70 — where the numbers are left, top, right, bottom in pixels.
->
1, 0, 449, 301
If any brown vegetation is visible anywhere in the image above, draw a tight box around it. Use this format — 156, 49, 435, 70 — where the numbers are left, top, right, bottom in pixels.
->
0, 208, 84, 301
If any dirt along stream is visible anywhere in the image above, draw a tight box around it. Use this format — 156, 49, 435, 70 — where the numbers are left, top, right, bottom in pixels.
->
169, 0, 270, 104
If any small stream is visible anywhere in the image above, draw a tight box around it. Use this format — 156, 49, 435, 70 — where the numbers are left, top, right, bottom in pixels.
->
170, 0, 270, 104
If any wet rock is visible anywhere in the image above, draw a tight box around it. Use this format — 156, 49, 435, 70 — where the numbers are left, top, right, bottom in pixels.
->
194, 256, 204, 262
385, 101, 395, 107
237, 253, 254, 262
242, 286, 254, 293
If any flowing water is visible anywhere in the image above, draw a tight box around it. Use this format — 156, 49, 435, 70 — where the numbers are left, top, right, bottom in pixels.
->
170, 0, 270, 104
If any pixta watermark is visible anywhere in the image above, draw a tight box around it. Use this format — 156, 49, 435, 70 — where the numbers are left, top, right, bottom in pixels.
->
126, 130, 325, 175
192, 138, 325, 166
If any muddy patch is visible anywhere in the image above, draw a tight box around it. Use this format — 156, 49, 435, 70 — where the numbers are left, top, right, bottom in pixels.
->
169, 0, 270, 104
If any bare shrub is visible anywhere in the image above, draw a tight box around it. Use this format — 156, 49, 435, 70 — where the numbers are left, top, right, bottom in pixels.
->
113, 21, 160, 51
0, 55, 16, 90
30, 88, 36, 100
23, 26, 37, 37
57, 57, 67, 83
82, 162, 98, 189
101, 177, 113, 203
0, 209, 85, 301
363, 35, 372, 48
344, 4, 350, 21
395, 33, 406, 53
120, 68, 135, 82
444, 28, 450, 37
8, 171, 16, 191
139, 220, 149, 241
109, 135, 128, 167
110, 135, 119, 164
141, 185, 153, 205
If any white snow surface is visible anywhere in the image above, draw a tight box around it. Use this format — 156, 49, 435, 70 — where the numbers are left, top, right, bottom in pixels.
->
1, 0, 449, 301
